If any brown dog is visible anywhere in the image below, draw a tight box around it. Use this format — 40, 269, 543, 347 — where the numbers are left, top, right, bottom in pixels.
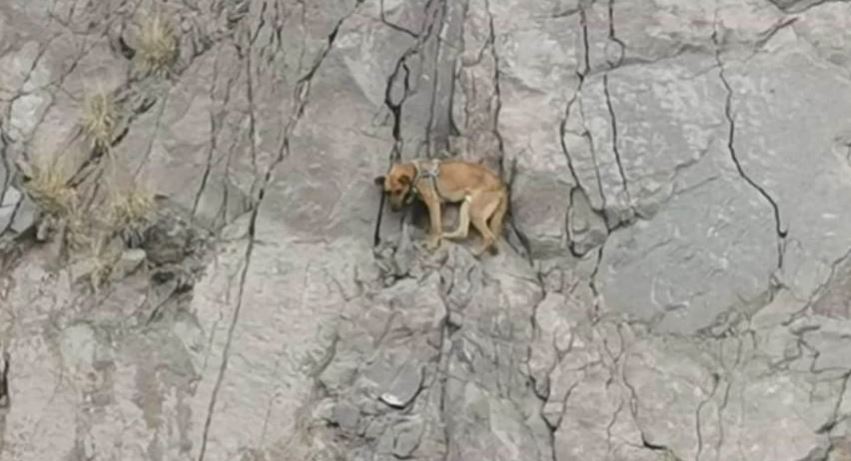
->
374, 158, 509, 256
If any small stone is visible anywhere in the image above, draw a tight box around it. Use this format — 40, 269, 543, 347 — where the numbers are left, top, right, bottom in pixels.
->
378, 392, 405, 408
10, 198, 36, 234
0, 187, 36, 233
0, 186, 20, 208
111, 249, 146, 279
378, 361, 423, 409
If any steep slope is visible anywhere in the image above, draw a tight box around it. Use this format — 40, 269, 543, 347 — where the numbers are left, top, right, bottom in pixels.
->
2, 0, 851, 460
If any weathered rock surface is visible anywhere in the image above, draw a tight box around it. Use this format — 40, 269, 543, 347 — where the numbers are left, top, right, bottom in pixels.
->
2, 0, 851, 460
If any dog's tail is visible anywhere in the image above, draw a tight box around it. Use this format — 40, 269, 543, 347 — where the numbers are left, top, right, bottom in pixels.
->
489, 186, 509, 243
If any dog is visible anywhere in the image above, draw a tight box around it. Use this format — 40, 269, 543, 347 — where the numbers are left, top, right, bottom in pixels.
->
374, 158, 509, 256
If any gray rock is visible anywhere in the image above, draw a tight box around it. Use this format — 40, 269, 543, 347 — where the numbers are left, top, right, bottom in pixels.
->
811, 256, 851, 319
597, 149, 777, 334
5, 0, 851, 460
567, 188, 608, 256
391, 418, 424, 458
0, 185, 21, 231
378, 361, 423, 409
8, 197, 35, 234
190, 178, 252, 231
110, 249, 146, 280
0, 186, 37, 235
767, 0, 826, 13
332, 402, 361, 432
509, 169, 571, 259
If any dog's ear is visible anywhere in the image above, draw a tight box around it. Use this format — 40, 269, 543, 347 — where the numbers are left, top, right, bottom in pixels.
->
373, 175, 385, 187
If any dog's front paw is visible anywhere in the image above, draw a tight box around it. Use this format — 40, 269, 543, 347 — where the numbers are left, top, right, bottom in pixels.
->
425, 235, 442, 251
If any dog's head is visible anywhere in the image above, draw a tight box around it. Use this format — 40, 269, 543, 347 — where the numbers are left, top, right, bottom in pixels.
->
374, 163, 415, 211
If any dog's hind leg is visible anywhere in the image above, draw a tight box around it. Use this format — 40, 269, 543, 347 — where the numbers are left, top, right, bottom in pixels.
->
470, 192, 501, 256
488, 187, 508, 244
444, 196, 471, 240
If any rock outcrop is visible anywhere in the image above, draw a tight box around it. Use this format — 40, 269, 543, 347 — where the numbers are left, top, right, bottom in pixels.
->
2, 0, 851, 460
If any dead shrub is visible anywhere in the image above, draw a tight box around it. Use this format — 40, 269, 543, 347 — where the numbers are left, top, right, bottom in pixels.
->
21, 156, 77, 218
136, 14, 178, 76
106, 180, 156, 239
81, 91, 117, 152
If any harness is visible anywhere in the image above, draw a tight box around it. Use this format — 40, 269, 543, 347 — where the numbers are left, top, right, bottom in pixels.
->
404, 158, 443, 205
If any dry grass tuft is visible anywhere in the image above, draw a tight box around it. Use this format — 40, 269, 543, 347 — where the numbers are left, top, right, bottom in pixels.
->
107, 181, 156, 236
22, 158, 77, 217
136, 14, 178, 76
81, 91, 117, 152
63, 205, 99, 252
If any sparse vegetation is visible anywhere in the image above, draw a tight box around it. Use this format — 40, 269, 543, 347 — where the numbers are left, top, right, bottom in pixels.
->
81, 90, 117, 152
136, 14, 178, 76
18, 149, 159, 291
15, 12, 178, 292
21, 157, 77, 217
107, 181, 156, 235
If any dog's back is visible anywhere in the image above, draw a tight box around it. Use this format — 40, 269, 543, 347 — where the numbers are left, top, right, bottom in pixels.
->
437, 160, 505, 193
437, 160, 509, 247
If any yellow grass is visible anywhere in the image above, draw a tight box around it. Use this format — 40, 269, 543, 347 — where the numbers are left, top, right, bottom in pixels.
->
22, 157, 76, 217
136, 14, 178, 76
81, 91, 117, 152
107, 181, 156, 234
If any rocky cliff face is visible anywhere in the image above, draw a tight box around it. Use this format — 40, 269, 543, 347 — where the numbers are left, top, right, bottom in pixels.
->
2, 0, 851, 460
